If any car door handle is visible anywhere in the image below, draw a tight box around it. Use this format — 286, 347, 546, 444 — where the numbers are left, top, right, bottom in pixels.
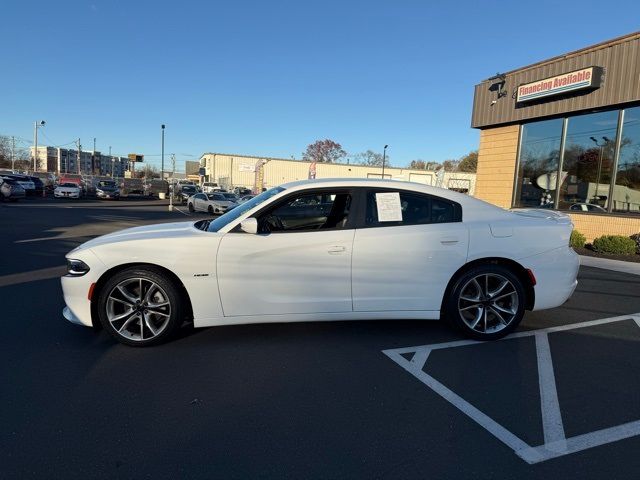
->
328, 245, 346, 254
440, 237, 459, 245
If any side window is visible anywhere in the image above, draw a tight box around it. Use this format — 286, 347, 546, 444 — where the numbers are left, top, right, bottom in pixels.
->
258, 191, 352, 233
365, 190, 460, 227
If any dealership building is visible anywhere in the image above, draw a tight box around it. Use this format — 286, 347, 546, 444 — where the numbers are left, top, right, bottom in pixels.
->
472, 31, 640, 240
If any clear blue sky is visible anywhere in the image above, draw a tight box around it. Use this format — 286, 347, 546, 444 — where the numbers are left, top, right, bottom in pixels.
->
2, 0, 639, 169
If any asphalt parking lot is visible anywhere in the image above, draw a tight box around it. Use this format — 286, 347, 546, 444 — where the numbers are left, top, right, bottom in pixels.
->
2, 197, 640, 479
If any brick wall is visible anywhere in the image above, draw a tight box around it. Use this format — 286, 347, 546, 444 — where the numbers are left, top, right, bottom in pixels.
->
570, 213, 640, 242
474, 125, 520, 208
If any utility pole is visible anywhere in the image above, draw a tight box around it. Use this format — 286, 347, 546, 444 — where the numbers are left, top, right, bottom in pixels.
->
11, 136, 15, 171
161, 124, 165, 180
76, 139, 82, 175
168, 153, 175, 212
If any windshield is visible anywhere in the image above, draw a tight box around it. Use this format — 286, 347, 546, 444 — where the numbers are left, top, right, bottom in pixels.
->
223, 193, 236, 199
98, 181, 115, 187
60, 183, 77, 188
206, 187, 285, 232
207, 193, 226, 201
182, 186, 196, 192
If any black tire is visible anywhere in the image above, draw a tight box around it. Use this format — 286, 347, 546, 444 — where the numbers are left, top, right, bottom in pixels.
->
96, 267, 184, 347
444, 264, 525, 341
208, 205, 214, 215
188, 202, 195, 212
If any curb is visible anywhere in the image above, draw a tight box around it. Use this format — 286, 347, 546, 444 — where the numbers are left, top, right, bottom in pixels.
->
579, 255, 640, 276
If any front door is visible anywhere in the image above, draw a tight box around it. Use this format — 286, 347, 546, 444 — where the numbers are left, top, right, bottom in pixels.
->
217, 189, 355, 316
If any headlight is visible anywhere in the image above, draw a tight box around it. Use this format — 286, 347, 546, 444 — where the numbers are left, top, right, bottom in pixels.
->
96, 189, 104, 194
66, 259, 90, 276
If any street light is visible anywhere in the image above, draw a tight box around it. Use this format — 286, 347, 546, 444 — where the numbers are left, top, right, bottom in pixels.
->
33, 120, 45, 172
381, 145, 389, 180
111, 158, 116, 177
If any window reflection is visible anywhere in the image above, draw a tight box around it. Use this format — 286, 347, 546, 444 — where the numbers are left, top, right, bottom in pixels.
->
613, 107, 640, 214
558, 111, 618, 211
514, 119, 563, 208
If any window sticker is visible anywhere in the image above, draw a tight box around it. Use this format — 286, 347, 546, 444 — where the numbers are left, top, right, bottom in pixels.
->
376, 192, 403, 222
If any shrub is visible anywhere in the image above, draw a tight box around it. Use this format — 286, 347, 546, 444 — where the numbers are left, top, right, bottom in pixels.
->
592, 235, 637, 255
570, 230, 586, 249
631, 233, 640, 254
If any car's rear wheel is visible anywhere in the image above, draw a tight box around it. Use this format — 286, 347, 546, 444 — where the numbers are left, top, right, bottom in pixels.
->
445, 265, 525, 340
96, 267, 183, 346
188, 202, 195, 212
208, 205, 214, 215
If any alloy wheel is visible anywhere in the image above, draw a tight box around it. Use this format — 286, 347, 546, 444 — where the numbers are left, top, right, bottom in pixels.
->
457, 273, 519, 334
106, 278, 172, 342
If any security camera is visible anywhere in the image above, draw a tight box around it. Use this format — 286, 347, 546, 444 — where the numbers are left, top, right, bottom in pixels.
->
490, 100, 497, 106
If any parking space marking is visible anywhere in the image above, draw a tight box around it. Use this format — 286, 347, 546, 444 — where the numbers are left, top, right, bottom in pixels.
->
383, 313, 640, 464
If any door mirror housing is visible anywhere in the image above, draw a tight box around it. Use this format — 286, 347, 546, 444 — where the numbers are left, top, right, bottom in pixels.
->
240, 217, 258, 234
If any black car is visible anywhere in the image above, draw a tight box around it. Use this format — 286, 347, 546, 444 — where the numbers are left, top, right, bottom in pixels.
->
176, 185, 198, 204
28, 176, 45, 196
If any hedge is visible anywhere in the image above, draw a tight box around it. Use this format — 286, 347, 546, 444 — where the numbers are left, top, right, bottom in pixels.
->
592, 235, 637, 255
570, 230, 586, 249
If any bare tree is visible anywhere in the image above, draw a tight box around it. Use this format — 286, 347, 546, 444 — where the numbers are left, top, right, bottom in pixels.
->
457, 150, 478, 172
353, 149, 387, 167
302, 139, 346, 163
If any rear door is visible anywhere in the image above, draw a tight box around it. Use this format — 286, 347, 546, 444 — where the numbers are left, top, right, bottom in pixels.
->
352, 188, 469, 312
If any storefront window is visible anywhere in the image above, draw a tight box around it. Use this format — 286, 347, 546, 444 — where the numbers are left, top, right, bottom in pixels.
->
612, 107, 640, 214
514, 119, 563, 208
557, 111, 618, 211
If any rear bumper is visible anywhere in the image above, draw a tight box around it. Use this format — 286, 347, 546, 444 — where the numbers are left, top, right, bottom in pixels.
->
520, 246, 579, 311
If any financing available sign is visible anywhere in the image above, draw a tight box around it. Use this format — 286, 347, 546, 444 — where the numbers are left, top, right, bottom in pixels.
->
516, 67, 603, 103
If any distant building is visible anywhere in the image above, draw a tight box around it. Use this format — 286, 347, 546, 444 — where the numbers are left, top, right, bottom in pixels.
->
199, 152, 476, 194
30, 146, 129, 177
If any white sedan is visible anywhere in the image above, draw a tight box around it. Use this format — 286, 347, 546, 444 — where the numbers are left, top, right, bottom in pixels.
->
187, 192, 237, 214
61, 179, 579, 346
54, 182, 82, 199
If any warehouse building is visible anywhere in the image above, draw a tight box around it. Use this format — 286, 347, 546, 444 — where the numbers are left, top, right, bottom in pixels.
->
199, 152, 476, 194
472, 31, 640, 241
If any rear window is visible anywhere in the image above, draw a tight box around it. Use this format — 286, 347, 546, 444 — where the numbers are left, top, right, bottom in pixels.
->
365, 190, 461, 227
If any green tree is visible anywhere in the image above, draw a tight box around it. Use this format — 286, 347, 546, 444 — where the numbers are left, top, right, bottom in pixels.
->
458, 150, 478, 172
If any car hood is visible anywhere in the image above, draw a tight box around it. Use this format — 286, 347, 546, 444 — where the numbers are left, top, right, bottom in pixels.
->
56, 186, 80, 191
210, 200, 235, 207
74, 221, 211, 251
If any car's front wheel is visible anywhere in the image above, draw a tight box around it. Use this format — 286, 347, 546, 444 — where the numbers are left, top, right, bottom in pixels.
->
188, 202, 195, 212
96, 267, 184, 346
444, 265, 525, 340
208, 205, 214, 215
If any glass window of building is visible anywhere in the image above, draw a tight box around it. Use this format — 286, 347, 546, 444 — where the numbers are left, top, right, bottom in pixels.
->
514, 118, 563, 208
557, 110, 619, 211
613, 107, 640, 215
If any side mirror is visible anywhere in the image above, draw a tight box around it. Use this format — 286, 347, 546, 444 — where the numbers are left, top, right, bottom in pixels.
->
239, 217, 258, 234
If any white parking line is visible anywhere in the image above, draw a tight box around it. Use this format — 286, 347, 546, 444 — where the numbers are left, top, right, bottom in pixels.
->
383, 313, 640, 464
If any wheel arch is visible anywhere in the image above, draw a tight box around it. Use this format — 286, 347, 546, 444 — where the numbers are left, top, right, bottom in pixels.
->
90, 262, 194, 329
440, 257, 535, 314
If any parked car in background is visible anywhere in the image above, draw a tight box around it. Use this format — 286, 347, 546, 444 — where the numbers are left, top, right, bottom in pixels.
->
237, 194, 256, 204
144, 179, 169, 198
0, 177, 26, 201
54, 182, 82, 199
175, 184, 198, 204
570, 203, 607, 213
120, 178, 145, 196
202, 182, 223, 193
58, 174, 85, 192
28, 176, 45, 196
95, 180, 120, 200
221, 192, 239, 204
233, 186, 252, 196
31, 172, 56, 193
188, 192, 237, 214
5, 175, 35, 195
61, 178, 579, 346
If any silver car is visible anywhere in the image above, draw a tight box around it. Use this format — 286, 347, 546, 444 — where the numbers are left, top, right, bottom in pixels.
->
188, 192, 237, 214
